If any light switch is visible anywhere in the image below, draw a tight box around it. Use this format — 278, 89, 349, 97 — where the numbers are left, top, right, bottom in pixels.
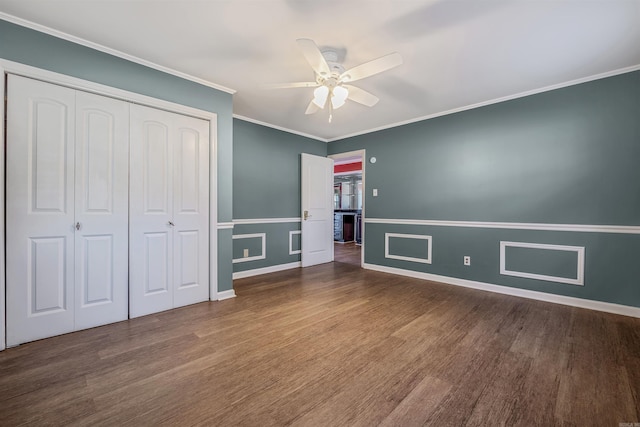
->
373, 189, 378, 197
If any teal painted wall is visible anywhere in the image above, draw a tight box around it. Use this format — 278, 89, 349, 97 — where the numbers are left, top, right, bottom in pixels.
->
329, 71, 640, 308
217, 229, 234, 293
505, 246, 578, 279
330, 71, 640, 225
0, 19, 234, 292
232, 223, 301, 272
233, 119, 327, 218
232, 119, 326, 274
364, 223, 640, 306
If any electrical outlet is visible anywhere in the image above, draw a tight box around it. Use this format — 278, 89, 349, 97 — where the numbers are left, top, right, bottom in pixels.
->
243, 249, 249, 258
464, 256, 471, 266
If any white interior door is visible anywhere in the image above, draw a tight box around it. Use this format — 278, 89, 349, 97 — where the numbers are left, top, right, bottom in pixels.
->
301, 153, 334, 267
172, 114, 210, 308
74, 91, 129, 330
129, 104, 209, 317
130, 105, 174, 317
6, 75, 76, 346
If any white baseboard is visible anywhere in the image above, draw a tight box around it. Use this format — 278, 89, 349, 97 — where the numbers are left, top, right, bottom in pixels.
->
363, 263, 640, 319
233, 261, 301, 280
216, 290, 237, 301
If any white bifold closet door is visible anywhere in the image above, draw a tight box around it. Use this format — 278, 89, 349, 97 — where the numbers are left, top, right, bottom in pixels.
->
6, 75, 129, 346
129, 104, 210, 318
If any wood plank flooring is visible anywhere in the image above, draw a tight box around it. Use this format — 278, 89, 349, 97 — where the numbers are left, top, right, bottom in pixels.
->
1, 259, 639, 426
334, 241, 361, 266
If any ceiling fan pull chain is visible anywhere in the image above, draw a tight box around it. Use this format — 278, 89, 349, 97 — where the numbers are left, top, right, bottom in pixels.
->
329, 100, 333, 123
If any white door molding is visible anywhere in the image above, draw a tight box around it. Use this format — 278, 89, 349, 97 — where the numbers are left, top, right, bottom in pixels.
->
328, 149, 366, 267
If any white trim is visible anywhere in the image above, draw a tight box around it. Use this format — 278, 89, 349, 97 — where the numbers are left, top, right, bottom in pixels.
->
233, 114, 327, 142
500, 241, 585, 286
0, 67, 5, 351
365, 217, 640, 235
334, 170, 362, 177
327, 64, 640, 142
217, 222, 235, 230
208, 116, 219, 302
233, 262, 301, 279
363, 263, 640, 319
232, 233, 266, 263
1, 60, 219, 349
334, 157, 363, 166
216, 289, 237, 301
329, 150, 368, 161
233, 217, 301, 225
385, 233, 432, 264
289, 230, 302, 255
0, 12, 235, 94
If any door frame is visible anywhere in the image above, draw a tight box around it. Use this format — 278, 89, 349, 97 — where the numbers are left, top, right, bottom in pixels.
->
0, 59, 219, 350
328, 149, 366, 268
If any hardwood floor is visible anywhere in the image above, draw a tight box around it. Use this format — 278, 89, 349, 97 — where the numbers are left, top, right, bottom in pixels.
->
334, 241, 361, 266
1, 261, 639, 426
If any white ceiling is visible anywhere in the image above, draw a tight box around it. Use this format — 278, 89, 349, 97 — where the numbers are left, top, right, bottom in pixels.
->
1, 0, 639, 141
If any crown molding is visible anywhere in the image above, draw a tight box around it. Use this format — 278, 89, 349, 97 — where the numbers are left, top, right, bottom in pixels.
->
233, 114, 328, 142
326, 64, 640, 142
0, 13, 236, 94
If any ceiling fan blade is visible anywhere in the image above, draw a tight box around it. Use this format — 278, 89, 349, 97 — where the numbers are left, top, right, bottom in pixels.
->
296, 38, 331, 77
340, 52, 403, 83
344, 85, 379, 107
305, 100, 320, 115
263, 82, 318, 89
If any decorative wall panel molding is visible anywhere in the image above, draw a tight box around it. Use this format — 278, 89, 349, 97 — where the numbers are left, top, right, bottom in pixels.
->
500, 241, 585, 286
385, 233, 432, 264
289, 230, 302, 255
232, 233, 266, 263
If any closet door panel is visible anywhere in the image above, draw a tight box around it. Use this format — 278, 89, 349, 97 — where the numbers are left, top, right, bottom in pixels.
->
144, 232, 171, 293
74, 91, 129, 329
144, 122, 171, 214
174, 229, 199, 292
173, 116, 209, 308
129, 104, 174, 318
6, 75, 76, 346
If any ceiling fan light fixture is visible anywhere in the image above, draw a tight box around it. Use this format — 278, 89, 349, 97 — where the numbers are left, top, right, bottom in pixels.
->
313, 85, 329, 108
331, 85, 349, 109
287, 39, 402, 120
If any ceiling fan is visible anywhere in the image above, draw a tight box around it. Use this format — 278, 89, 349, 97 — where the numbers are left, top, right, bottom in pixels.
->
270, 39, 403, 122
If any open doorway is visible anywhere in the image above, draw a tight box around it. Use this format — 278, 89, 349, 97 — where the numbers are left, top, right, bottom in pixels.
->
328, 150, 365, 267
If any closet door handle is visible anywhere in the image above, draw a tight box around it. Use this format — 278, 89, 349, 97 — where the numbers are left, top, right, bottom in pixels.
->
168, 221, 175, 227
75, 222, 81, 231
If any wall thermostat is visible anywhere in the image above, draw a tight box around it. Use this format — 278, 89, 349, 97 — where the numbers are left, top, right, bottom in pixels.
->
370, 157, 377, 164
